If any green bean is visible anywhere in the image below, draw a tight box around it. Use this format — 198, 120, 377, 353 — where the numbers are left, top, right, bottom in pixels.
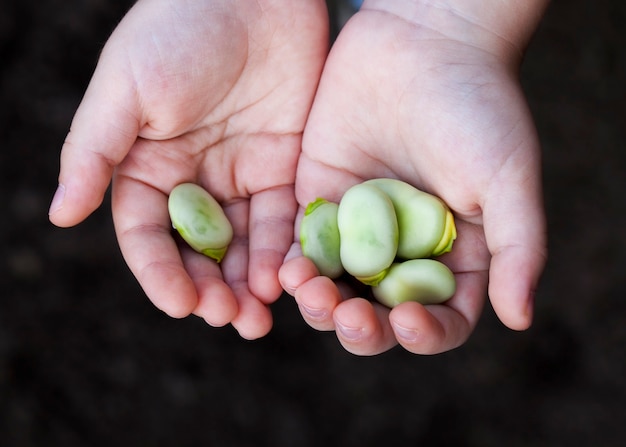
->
300, 198, 344, 279
371, 259, 456, 307
363, 178, 456, 258
168, 183, 233, 263
337, 183, 398, 285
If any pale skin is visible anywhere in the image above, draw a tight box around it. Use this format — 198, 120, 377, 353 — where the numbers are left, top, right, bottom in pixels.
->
50, 0, 549, 354
279, 0, 550, 355
48, 0, 329, 339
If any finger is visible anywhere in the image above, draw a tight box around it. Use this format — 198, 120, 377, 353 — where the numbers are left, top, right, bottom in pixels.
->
294, 275, 342, 331
182, 247, 238, 328
248, 185, 298, 304
483, 170, 548, 330
112, 175, 198, 319
278, 255, 319, 297
332, 298, 399, 356
489, 244, 546, 329
221, 199, 273, 340
280, 255, 340, 330
389, 270, 487, 354
230, 286, 274, 340
281, 256, 374, 333
50, 45, 140, 228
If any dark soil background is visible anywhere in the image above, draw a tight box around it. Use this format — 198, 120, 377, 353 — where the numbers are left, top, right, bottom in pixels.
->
2, 0, 625, 446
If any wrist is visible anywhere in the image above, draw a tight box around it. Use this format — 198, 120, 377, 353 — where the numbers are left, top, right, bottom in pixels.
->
361, 0, 549, 65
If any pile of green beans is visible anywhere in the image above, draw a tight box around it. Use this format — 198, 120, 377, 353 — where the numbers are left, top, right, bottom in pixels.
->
168, 183, 233, 263
300, 178, 457, 308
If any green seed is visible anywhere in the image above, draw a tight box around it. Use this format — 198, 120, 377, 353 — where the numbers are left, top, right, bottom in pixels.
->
168, 183, 233, 263
363, 178, 456, 259
300, 198, 344, 279
371, 259, 456, 307
337, 183, 398, 286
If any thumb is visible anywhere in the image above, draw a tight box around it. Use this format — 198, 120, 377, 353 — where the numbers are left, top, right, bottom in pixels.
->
49, 45, 140, 228
483, 162, 548, 331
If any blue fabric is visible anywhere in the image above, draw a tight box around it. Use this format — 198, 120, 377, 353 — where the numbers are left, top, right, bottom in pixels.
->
349, 0, 364, 10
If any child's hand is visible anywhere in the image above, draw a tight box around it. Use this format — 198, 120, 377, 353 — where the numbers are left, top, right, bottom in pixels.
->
49, 0, 329, 339
280, 1, 548, 355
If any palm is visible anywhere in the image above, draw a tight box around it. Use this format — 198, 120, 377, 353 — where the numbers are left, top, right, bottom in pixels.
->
52, 0, 329, 339
284, 11, 546, 354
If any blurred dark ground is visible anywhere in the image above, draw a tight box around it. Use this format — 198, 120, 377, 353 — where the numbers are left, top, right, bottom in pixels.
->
1, 0, 625, 445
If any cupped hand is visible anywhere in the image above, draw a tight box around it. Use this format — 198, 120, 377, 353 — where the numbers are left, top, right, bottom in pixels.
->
49, 0, 329, 339
280, 6, 547, 354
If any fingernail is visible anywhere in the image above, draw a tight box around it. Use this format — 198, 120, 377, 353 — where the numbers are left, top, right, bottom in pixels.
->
300, 304, 328, 321
392, 322, 419, 342
335, 321, 363, 341
48, 184, 65, 215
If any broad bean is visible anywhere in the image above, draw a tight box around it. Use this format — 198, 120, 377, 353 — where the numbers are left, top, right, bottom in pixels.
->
300, 198, 344, 279
300, 178, 457, 308
371, 259, 456, 307
168, 183, 233, 263
363, 178, 456, 258
337, 183, 398, 285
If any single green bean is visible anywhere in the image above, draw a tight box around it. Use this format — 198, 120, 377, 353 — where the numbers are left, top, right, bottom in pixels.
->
371, 259, 456, 308
300, 198, 344, 279
337, 183, 398, 285
363, 178, 456, 259
168, 183, 233, 263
